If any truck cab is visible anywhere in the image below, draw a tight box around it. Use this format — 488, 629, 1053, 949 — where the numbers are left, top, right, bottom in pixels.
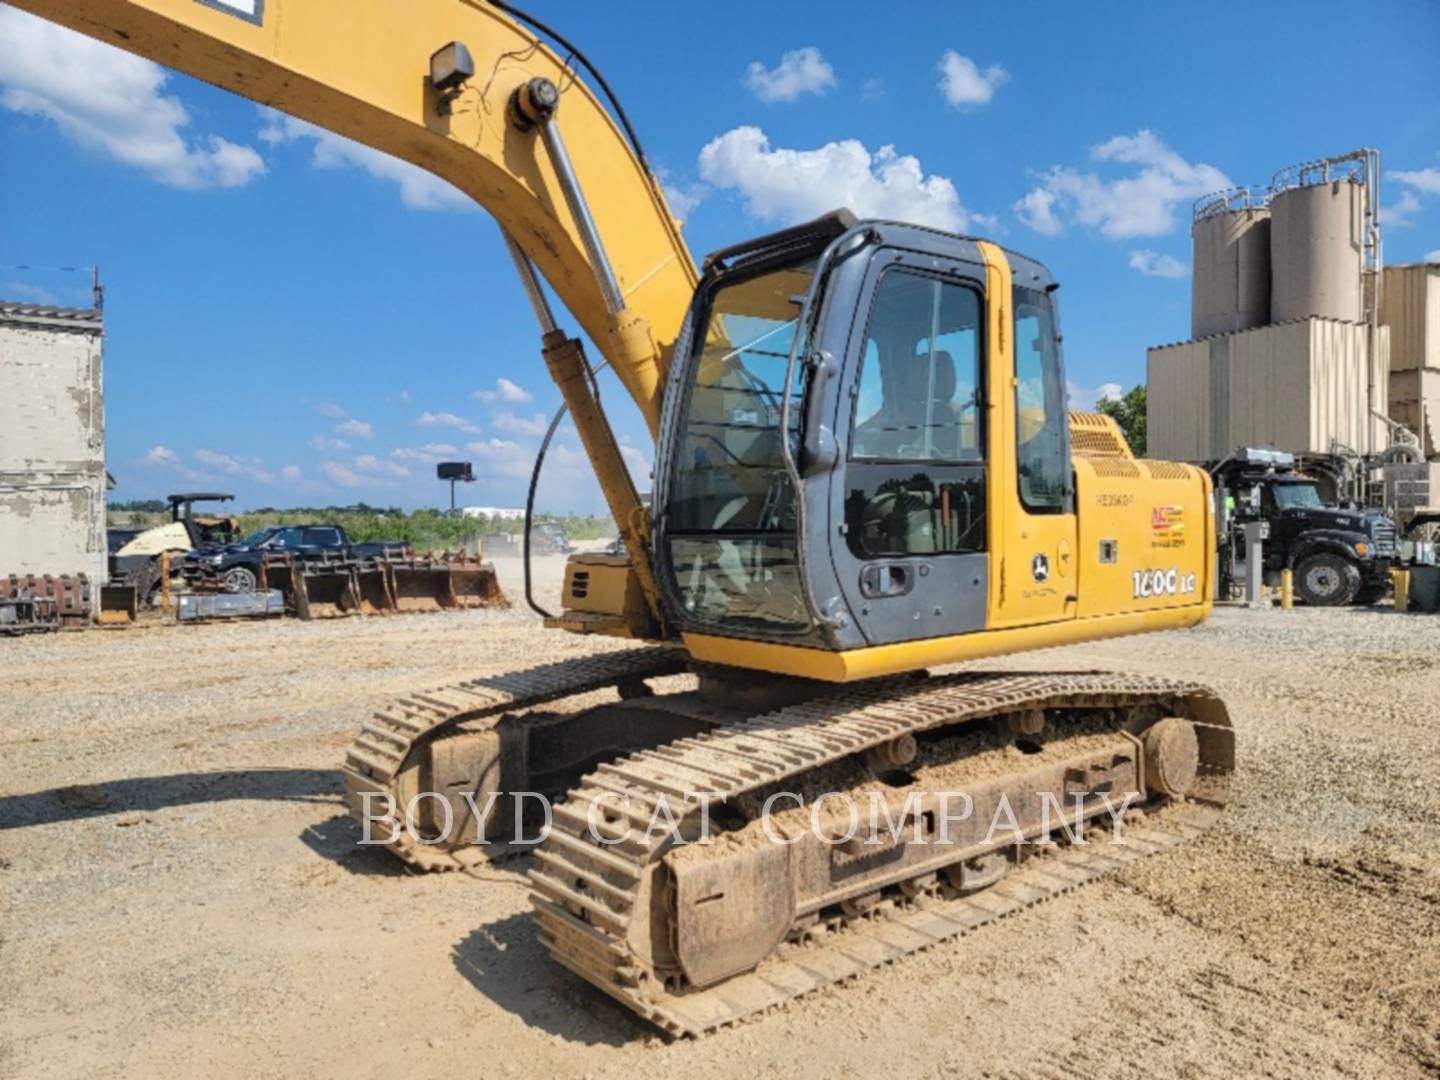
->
1214, 449, 1397, 605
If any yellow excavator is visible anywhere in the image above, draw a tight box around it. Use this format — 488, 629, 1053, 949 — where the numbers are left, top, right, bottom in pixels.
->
17, 0, 1234, 1036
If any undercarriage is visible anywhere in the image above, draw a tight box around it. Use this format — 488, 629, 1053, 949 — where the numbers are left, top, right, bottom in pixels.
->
342, 648, 1232, 1035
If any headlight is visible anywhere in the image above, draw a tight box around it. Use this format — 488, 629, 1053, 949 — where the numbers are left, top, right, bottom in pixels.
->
1354, 542, 1368, 556
206, 554, 224, 564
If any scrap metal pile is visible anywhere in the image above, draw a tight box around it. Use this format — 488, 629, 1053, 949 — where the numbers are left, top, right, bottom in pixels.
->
181, 550, 506, 622
0, 574, 92, 634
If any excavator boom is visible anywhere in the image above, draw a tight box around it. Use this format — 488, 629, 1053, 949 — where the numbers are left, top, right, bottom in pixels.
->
9, 0, 697, 428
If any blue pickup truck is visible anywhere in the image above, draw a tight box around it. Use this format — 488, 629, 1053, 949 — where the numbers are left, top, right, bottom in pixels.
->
183, 524, 409, 592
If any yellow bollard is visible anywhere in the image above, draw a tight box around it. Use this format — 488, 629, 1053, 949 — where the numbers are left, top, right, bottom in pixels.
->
1279, 569, 1293, 609
1393, 568, 1410, 614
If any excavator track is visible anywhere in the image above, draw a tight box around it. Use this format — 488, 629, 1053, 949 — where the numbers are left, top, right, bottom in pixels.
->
341, 647, 690, 871
529, 671, 1232, 1037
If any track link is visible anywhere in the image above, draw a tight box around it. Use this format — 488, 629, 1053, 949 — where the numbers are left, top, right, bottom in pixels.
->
341, 646, 689, 871
529, 671, 1233, 1036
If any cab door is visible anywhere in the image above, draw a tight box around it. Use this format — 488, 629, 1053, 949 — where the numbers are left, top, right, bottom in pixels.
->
978, 242, 1077, 628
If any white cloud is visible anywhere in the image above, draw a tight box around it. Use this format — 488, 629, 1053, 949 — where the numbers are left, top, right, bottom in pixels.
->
0, 9, 265, 190
1128, 250, 1189, 279
335, 419, 373, 439
281, 465, 302, 483
0, 280, 58, 304
620, 444, 651, 485
698, 126, 968, 232
465, 438, 535, 480
258, 109, 469, 211
417, 411, 480, 435
936, 51, 1008, 108
319, 454, 407, 488
391, 442, 459, 464
354, 454, 408, 478
1381, 189, 1422, 228
195, 448, 273, 482
145, 445, 179, 466
1390, 166, 1440, 197
658, 167, 707, 218
474, 377, 533, 404
1382, 189, 1422, 227
1013, 188, 1063, 236
319, 461, 367, 488
194, 448, 243, 474
311, 435, 351, 452
1014, 130, 1229, 240
315, 401, 345, 419
745, 47, 837, 104
861, 78, 886, 102
1068, 381, 1124, 411
1427, 249, 1440, 264
493, 411, 550, 437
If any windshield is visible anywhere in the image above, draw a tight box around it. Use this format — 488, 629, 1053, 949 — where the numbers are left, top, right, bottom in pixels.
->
1271, 482, 1324, 510
240, 526, 279, 546
665, 256, 816, 633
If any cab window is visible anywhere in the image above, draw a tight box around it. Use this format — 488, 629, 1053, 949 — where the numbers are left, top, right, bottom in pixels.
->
845, 269, 986, 559
1013, 286, 1067, 512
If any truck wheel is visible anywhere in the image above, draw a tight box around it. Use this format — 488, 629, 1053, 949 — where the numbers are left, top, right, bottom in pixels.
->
1294, 554, 1360, 607
221, 566, 258, 593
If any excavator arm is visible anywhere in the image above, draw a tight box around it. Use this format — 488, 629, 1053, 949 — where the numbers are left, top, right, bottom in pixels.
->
12, 0, 699, 630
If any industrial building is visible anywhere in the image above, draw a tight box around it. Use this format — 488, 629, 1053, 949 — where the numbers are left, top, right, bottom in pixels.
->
1148, 150, 1439, 532
1149, 150, 1394, 462
0, 297, 108, 587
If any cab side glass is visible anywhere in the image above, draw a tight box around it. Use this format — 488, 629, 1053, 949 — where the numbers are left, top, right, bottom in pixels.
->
1013, 286, 1067, 512
845, 269, 986, 559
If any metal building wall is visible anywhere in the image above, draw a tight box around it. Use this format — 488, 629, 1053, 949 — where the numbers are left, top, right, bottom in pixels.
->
1148, 318, 1385, 461
1381, 263, 1439, 371
1382, 263, 1440, 454
0, 304, 107, 585
1146, 339, 1212, 462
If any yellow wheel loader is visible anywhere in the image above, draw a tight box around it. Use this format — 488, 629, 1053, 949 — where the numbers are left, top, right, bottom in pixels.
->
18, 0, 1233, 1034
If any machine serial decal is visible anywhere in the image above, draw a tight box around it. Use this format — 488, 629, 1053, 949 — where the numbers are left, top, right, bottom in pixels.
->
1133, 567, 1197, 599
196, 0, 264, 26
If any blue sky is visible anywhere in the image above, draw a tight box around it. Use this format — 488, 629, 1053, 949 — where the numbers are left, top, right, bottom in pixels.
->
2, 1, 1437, 512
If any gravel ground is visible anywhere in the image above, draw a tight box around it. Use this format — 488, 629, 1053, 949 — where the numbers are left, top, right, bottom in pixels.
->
2, 559, 1437, 1080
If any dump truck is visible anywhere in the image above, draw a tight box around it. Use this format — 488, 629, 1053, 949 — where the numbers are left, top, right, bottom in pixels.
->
20, 0, 1234, 1035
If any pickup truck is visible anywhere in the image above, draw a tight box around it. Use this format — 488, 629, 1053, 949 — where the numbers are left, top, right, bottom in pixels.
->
183, 524, 409, 593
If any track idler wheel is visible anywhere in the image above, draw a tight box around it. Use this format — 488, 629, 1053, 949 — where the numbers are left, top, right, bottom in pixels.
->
1142, 717, 1199, 798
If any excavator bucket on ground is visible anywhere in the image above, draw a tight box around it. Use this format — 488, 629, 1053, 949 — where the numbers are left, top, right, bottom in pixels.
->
387, 557, 458, 613
97, 583, 138, 625
353, 560, 397, 614
438, 552, 507, 610
293, 558, 361, 620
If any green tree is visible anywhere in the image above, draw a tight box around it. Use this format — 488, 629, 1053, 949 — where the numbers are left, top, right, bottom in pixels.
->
1098, 384, 1147, 457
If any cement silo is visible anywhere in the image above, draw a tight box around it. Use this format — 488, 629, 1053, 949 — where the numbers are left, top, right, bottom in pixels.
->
1269, 177, 1366, 324
1191, 196, 1271, 339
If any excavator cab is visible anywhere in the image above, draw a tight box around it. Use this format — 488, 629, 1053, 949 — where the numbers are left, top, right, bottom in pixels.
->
653, 212, 1075, 664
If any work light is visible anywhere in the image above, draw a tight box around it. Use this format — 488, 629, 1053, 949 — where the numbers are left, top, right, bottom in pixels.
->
430, 41, 474, 92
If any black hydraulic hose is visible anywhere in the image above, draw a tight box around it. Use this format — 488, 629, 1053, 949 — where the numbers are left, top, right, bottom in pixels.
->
487, 0, 653, 174
523, 401, 570, 619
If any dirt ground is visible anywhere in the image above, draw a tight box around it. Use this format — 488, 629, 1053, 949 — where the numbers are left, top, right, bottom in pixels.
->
3, 557, 1438, 1080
